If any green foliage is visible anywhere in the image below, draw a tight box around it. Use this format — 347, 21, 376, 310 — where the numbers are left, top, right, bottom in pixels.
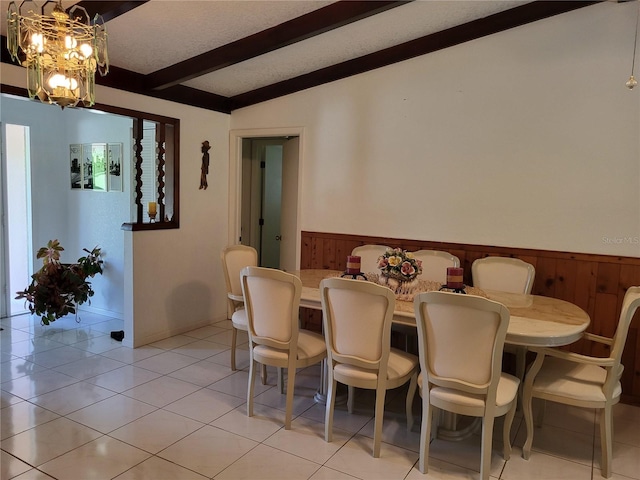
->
15, 240, 104, 325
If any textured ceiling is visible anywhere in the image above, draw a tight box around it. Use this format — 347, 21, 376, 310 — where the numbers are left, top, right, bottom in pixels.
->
106, 0, 526, 97
1, 0, 603, 113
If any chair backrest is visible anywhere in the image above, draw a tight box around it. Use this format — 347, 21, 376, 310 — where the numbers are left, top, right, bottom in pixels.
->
609, 286, 640, 374
320, 277, 396, 372
412, 249, 460, 283
240, 266, 301, 351
351, 244, 391, 274
471, 256, 535, 294
222, 245, 258, 298
414, 291, 510, 398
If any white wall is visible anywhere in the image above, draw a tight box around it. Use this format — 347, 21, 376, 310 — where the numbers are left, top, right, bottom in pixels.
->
96, 88, 231, 347
64, 108, 132, 317
230, 2, 640, 258
2, 67, 231, 346
2, 97, 132, 318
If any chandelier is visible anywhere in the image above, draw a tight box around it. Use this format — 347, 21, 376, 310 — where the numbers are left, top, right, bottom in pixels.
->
6, 1, 109, 108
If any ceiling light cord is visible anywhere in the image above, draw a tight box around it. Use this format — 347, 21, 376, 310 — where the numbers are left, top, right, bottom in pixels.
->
627, 2, 640, 90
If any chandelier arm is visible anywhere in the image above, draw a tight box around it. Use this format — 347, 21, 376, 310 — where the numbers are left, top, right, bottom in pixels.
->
632, 3, 639, 76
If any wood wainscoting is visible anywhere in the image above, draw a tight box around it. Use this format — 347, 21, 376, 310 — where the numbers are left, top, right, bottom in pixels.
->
300, 231, 640, 405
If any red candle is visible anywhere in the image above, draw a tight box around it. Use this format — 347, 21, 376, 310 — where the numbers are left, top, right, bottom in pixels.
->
446, 267, 464, 289
346, 255, 361, 274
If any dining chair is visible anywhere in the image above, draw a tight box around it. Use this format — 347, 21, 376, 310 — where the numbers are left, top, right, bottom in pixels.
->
413, 291, 519, 479
471, 256, 535, 295
320, 277, 418, 458
472, 256, 536, 388
522, 286, 640, 478
412, 249, 460, 284
351, 244, 390, 274
241, 266, 327, 429
221, 244, 257, 372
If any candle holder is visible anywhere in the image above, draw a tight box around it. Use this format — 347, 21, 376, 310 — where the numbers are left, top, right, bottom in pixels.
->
148, 201, 157, 223
440, 267, 466, 294
341, 255, 366, 280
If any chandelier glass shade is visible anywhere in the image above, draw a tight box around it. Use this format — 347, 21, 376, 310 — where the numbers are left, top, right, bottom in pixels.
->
6, 1, 109, 108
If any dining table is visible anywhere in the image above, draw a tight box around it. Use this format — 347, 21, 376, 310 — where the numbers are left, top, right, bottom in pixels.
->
294, 269, 590, 348
293, 269, 591, 439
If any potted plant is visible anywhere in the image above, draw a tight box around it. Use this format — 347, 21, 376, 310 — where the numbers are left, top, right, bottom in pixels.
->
15, 239, 104, 325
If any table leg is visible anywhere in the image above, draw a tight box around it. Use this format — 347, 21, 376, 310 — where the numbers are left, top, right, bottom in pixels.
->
314, 358, 348, 406
436, 411, 481, 441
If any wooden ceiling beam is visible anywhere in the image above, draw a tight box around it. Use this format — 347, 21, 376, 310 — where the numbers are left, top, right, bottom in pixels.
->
145, 0, 412, 91
229, 0, 601, 110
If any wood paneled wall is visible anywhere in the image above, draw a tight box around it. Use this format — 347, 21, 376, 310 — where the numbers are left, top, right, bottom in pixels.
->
300, 231, 640, 405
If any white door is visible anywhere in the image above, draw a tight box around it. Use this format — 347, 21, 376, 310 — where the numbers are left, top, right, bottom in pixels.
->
261, 144, 282, 268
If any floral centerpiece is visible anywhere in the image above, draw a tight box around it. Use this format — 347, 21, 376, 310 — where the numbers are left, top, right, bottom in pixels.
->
377, 248, 422, 283
15, 239, 103, 325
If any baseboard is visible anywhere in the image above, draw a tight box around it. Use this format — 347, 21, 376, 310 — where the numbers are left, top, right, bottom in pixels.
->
131, 315, 227, 348
77, 304, 124, 320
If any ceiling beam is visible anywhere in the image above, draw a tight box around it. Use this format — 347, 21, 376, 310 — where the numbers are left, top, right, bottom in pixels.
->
145, 0, 412, 91
229, 0, 601, 110
74, 1, 149, 23
96, 66, 232, 113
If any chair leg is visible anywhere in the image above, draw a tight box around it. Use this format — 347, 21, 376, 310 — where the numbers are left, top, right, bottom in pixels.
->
231, 327, 238, 371
405, 372, 418, 432
418, 397, 432, 474
515, 346, 527, 410
247, 352, 256, 418
522, 351, 545, 460
347, 385, 355, 414
284, 363, 296, 430
502, 400, 517, 461
278, 367, 284, 394
325, 375, 337, 443
261, 364, 267, 384
522, 391, 534, 460
480, 416, 495, 480
600, 406, 613, 478
372, 385, 387, 458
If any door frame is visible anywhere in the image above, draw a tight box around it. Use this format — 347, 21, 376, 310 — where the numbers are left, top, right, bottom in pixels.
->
229, 127, 304, 270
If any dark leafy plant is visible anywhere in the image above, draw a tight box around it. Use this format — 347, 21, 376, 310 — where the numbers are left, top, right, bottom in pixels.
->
15, 239, 104, 325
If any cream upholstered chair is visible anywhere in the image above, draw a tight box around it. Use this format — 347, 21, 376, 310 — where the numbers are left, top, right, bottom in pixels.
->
413, 291, 519, 479
241, 266, 326, 429
522, 286, 640, 478
412, 249, 460, 284
221, 245, 258, 371
351, 244, 390, 274
472, 256, 535, 386
320, 277, 418, 458
471, 256, 535, 295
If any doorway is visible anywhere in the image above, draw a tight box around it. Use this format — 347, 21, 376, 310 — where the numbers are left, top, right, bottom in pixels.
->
229, 128, 303, 272
1, 123, 32, 318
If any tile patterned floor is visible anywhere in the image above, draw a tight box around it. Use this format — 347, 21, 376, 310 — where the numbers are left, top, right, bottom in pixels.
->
1, 311, 639, 480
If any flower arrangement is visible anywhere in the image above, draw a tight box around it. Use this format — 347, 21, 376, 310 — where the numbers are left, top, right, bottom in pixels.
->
15, 239, 103, 325
377, 248, 422, 282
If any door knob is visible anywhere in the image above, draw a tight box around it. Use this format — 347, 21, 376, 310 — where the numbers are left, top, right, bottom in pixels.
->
275, 235, 282, 241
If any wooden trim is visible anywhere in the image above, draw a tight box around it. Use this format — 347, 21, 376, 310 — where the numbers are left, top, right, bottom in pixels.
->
300, 230, 640, 404
121, 221, 178, 231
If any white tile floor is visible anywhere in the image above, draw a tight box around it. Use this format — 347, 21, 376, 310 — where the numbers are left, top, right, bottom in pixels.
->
1, 311, 640, 480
